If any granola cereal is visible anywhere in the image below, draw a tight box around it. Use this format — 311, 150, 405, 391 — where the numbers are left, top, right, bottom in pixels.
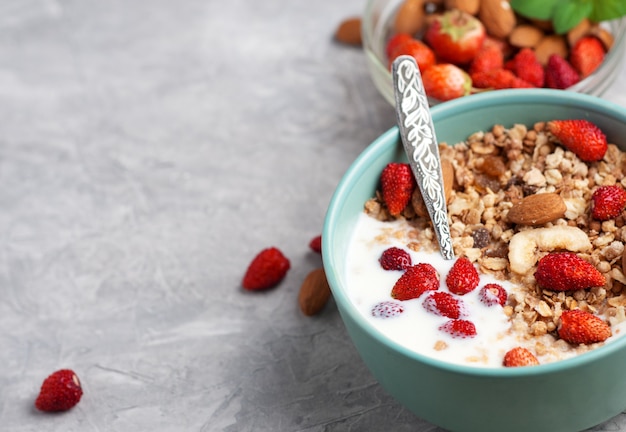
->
357, 121, 626, 364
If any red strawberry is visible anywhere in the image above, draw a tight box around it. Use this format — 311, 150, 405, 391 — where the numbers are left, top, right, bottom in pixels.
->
591, 185, 626, 220
422, 63, 472, 101
424, 9, 486, 64
439, 319, 477, 338
242, 247, 290, 290
511, 48, 544, 87
570, 36, 605, 78
534, 252, 605, 291
371, 301, 405, 318
35, 369, 83, 412
385, 32, 413, 58
479, 283, 507, 306
379, 246, 412, 270
547, 119, 607, 162
446, 257, 479, 295
423, 291, 468, 319
388, 38, 436, 72
309, 235, 322, 254
380, 162, 416, 215
469, 44, 503, 74
545, 54, 580, 89
471, 69, 534, 90
503, 347, 539, 367
558, 309, 611, 344
391, 263, 440, 300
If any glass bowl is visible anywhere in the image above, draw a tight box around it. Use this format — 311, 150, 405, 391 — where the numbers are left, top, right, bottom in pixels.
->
362, 0, 626, 105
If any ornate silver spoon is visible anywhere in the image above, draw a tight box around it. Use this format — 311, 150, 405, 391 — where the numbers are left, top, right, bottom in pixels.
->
391, 55, 455, 260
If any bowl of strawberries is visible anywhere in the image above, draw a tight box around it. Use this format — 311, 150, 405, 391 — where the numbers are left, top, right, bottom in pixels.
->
323, 88, 626, 432
362, 0, 626, 104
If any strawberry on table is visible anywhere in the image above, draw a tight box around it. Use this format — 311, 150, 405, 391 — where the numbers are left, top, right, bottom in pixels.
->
35, 369, 83, 412
547, 118, 607, 162
591, 185, 626, 220
309, 235, 322, 254
391, 263, 440, 300
380, 162, 416, 216
570, 36, 605, 78
422, 63, 472, 101
446, 257, 479, 295
424, 9, 486, 65
388, 37, 436, 72
242, 247, 291, 290
423, 291, 468, 319
545, 54, 580, 89
558, 309, 611, 345
503, 347, 539, 367
534, 252, 605, 291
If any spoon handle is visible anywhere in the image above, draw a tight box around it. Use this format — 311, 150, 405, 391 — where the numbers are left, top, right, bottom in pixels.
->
392, 55, 455, 260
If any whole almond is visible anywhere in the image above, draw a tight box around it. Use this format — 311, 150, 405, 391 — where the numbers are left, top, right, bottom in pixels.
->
509, 24, 544, 48
567, 18, 591, 47
506, 193, 567, 226
534, 35, 568, 65
299, 268, 332, 316
590, 25, 614, 50
445, 0, 480, 15
394, 0, 426, 35
412, 158, 454, 218
335, 17, 362, 46
479, 0, 516, 39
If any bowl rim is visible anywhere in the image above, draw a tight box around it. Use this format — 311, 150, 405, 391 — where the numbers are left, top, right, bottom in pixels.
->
323, 88, 626, 378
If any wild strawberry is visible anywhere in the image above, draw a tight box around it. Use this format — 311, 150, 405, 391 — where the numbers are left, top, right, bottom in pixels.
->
591, 185, 626, 220
545, 54, 580, 89
391, 263, 440, 300
424, 9, 486, 64
371, 301, 404, 318
471, 69, 533, 90
242, 247, 291, 290
469, 44, 503, 75
446, 257, 479, 295
503, 347, 539, 367
309, 235, 322, 254
510, 48, 544, 87
558, 309, 611, 345
385, 32, 412, 58
423, 291, 468, 319
379, 247, 412, 271
439, 319, 477, 338
534, 252, 605, 291
422, 63, 472, 101
570, 36, 605, 78
380, 162, 416, 215
479, 283, 507, 306
35, 369, 83, 412
388, 38, 436, 73
547, 119, 607, 162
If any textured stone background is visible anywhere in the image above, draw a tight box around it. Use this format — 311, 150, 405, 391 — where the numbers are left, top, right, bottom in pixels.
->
1, 1, 626, 431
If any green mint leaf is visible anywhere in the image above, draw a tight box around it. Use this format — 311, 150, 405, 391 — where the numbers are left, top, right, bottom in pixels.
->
552, 0, 593, 34
589, 0, 626, 22
511, 0, 560, 20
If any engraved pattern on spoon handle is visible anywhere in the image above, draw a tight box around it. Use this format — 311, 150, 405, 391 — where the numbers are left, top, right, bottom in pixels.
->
392, 56, 455, 260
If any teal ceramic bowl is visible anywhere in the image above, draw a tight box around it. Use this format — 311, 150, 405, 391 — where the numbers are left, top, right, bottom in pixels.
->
323, 89, 626, 432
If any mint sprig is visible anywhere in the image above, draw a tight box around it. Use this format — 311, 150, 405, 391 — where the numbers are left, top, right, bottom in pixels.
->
511, 0, 626, 34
